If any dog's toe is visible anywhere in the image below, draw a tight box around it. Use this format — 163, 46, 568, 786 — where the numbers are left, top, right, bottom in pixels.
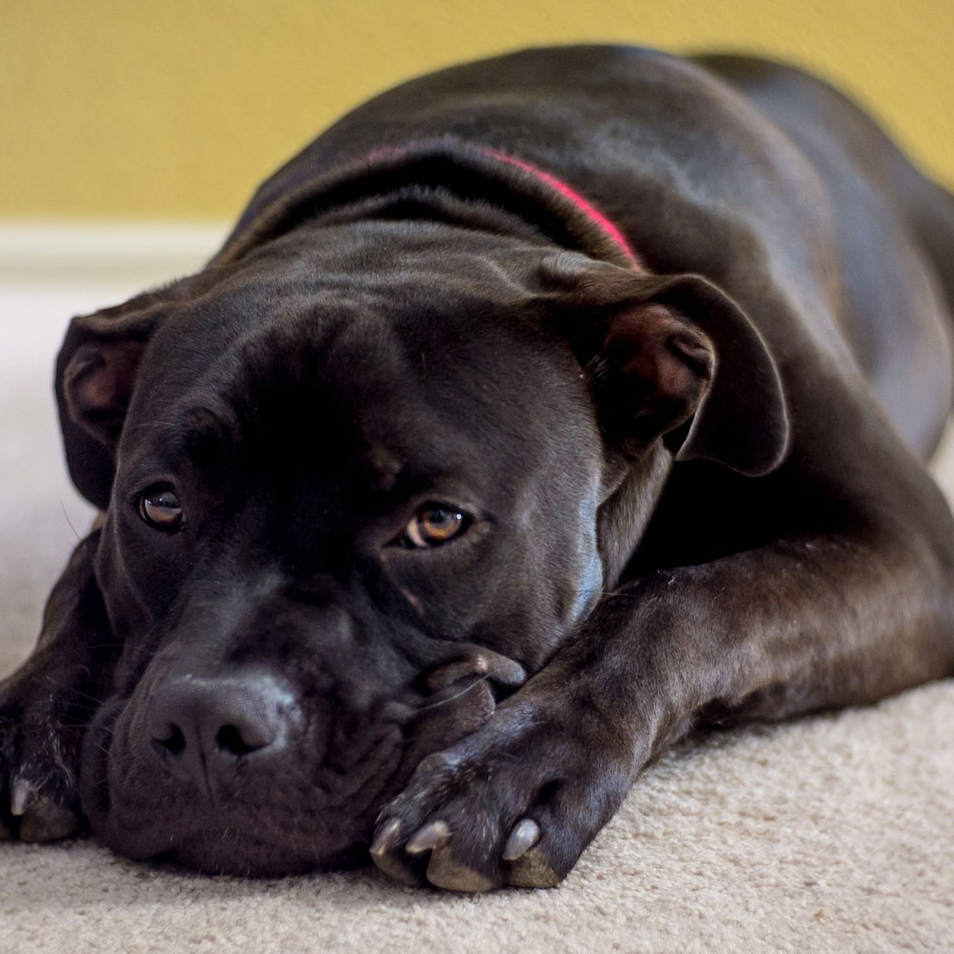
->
506, 846, 563, 888
424, 845, 497, 892
370, 697, 631, 891
8, 775, 82, 842
0, 679, 87, 842
17, 792, 82, 842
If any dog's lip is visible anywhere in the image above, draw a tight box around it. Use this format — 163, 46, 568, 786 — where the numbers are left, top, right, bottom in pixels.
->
79, 647, 524, 875
78, 694, 125, 832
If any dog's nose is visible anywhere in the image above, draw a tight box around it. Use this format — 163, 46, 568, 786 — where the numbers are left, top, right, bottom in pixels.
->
146, 671, 302, 788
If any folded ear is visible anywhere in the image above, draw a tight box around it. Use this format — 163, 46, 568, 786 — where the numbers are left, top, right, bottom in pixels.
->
55, 297, 167, 509
579, 271, 789, 476
597, 299, 715, 450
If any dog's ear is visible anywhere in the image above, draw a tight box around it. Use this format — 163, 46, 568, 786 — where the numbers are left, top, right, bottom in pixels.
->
594, 296, 715, 453
55, 297, 168, 510
652, 274, 789, 475
548, 262, 789, 476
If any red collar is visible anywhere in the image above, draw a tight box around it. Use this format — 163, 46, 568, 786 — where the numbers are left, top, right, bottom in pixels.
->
360, 141, 641, 268
219, 140, 643, 270
480, 147, 640, 267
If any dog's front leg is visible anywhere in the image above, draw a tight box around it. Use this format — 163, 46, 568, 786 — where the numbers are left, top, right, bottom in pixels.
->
0, 525, 116, 841
371, 519, 954, 891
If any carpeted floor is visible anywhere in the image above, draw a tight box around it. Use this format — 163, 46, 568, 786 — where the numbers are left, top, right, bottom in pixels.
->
1, 225, 952, 953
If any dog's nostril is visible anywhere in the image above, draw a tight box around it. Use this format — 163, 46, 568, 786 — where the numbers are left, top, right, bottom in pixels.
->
215, 723, 264, 757
152, 724, 186, 756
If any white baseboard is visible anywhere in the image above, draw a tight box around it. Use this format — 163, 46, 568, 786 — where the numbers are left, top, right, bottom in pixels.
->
0, 220, 230, 283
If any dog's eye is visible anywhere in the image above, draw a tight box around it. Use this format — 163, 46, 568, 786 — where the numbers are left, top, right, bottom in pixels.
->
403, 505, 471, 548
139, 485, 185, 531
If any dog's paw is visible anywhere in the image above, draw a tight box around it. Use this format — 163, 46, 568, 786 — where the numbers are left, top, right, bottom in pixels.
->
370, 697, 633, 891
0, 669, 86, 842
0, 531, 114, 842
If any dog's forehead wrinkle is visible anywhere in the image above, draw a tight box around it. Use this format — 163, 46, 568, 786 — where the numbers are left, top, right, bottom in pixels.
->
134, 254, 592, 492
194, 318, 534, 501
132, 397, 242, 461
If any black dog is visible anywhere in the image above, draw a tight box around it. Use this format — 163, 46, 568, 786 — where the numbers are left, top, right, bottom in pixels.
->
3, 45, 954, 891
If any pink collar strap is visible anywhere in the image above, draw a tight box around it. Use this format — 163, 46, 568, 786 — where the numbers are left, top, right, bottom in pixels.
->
361, 141, 640, 268
220, 140, 644, 270
480, 147, 640, 267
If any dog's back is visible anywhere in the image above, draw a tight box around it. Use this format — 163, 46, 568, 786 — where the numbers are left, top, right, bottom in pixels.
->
701, 53, 954, 458
230, 45, 954, 459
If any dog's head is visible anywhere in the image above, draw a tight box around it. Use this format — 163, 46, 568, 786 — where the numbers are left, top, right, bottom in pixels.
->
57, 219, 786, 874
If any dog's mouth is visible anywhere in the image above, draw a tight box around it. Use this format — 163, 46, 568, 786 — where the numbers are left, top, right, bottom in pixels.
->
79, 693, 407, 875
78, 649, 524, 876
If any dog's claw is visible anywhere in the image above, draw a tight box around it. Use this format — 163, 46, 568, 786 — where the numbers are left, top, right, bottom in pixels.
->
369, 817, 422, 884
10, 778, 39, 817
502, 817, 541, 861
370, 817, 401, 857
405, 820, 451, 855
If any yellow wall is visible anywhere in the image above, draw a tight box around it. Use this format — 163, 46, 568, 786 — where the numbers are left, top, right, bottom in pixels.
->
3, 0, 953, 219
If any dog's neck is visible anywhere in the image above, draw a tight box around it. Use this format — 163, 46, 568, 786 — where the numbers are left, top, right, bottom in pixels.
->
213, 139, 644, 273
477, 146, 640, 267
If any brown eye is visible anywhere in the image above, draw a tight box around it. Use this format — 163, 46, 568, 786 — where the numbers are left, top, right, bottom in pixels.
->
139, 485, 184, 531
403, 505, 471, 548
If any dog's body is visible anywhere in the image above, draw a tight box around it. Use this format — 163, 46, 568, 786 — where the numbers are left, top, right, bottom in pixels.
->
3, 45, 954, 890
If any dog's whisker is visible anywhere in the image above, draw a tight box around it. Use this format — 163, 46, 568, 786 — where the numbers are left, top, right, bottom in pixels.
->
37, 677, 107, 706
413, 673, 492, 714
58, 500, 82, 543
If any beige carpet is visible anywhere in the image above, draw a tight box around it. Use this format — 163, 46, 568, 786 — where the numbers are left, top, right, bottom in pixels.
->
1, 225, 952, 953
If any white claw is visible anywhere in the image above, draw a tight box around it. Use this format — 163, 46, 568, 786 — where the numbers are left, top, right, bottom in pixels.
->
502, 817, 541, 861
10, 778, 38, 817
405, 820, 451, 855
